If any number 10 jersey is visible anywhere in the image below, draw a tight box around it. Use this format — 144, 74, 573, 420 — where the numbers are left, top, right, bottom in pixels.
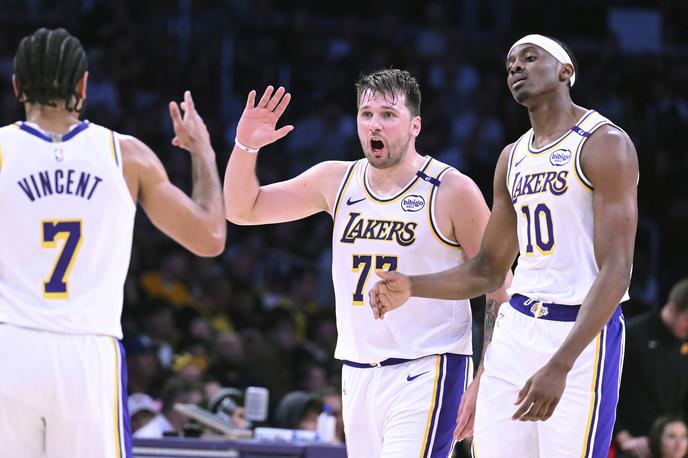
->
506, 110, 630, 305
0, 121, 135, 338
331, 156, 472, 364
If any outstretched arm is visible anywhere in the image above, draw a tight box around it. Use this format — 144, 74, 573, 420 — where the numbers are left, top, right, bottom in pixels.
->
123, 91, 226, 257
223, 86, 346, 225
512, 126, 638, 422
370, 145, 519, 317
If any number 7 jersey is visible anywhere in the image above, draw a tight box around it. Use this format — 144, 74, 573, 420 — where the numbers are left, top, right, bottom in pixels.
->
331, 156, 472, 363
506, 110, 630, 305
0, 121, 135, 338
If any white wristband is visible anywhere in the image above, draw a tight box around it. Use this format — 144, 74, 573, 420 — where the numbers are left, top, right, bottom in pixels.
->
234, 137, 260, 154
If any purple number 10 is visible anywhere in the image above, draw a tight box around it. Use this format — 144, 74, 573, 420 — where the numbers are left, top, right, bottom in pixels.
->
520, 204, 554, 255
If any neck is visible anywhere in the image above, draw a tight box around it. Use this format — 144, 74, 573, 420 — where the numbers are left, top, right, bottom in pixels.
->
525, 93, 585, 147
24, 103, 81, 134
367, 150, 424, 196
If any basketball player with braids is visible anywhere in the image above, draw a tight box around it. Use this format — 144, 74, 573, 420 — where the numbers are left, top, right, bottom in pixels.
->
224, 69, 510, 457
0, 28, 226, 457
370, 35, 638, 457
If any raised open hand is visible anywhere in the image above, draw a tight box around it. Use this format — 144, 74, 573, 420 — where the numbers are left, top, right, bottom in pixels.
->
169, 90, 213, 156
235, 86, 294, 151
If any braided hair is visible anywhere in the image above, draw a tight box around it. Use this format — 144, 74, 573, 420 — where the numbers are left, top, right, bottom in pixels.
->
13, 28, 88, 112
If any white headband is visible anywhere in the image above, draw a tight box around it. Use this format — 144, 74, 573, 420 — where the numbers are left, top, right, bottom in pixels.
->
508, 34, 576, 87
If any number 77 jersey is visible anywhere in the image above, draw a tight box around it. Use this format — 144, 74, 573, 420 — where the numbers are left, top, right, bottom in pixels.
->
505, 110, 630, 305
0, 121, 135, 339
331, 156, 472, 364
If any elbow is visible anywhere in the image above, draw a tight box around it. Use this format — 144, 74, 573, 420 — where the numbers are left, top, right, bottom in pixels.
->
195, 225, 227, 257
225, 207, 254, 226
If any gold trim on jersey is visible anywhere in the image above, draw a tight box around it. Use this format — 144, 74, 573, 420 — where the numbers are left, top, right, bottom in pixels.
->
332, 161, 360, 221
526, 110, 595, 155
427, 166, 462, 249
109, 130, 119, 168
573, 137, 594, 192
506, 136, 525, 189
362, 156, 433, 204
0, 143, 3, 171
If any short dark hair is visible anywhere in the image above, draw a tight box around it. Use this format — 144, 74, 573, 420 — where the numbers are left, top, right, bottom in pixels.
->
356, 69, 421, 116
669, 278, 688, 312
649, 415, 686, 458
13, 28, 88, 111
546, 36, 578, 88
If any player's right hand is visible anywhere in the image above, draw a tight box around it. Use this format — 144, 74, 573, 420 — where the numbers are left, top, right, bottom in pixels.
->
235, 86, 294, 151
369, 270, 411, 320
454, 378, 479, 441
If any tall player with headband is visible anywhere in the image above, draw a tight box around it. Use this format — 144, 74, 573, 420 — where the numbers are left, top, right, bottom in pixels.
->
370, 34, 638, 457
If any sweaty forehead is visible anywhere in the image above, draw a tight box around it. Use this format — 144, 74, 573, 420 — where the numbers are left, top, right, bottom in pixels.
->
358, 89, 405, 109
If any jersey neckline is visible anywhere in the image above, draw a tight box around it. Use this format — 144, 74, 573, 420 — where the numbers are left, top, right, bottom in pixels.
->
16, 120, 90, 143
527, 110, 595, 154
363, 155, 433, 203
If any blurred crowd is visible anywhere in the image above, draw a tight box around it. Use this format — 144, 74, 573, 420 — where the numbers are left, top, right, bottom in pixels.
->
1, 0, 687, 455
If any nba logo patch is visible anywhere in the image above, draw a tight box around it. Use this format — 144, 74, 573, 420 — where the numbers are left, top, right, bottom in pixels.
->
53, 148, 64, 162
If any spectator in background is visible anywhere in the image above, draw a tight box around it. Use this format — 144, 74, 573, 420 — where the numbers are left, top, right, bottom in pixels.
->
616, 279, 688, 458
124, 334, 167, 398
135, 377, 205, 438
273, 391, 324, 431
128, 393, 160, 434
648, 416, 688, 458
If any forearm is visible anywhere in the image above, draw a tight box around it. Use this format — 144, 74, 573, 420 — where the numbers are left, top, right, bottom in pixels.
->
223, 147, 261, 223
189, 149, 226, 240
550, 265, 630, 370
410, 254, 507, 300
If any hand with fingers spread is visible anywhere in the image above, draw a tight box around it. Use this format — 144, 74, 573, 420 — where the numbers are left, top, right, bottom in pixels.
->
169, 90, 213, 156
454, 378, 479, 441
369, 270, 412, 320
512, 362, 568, 422
235, 85, 294, 151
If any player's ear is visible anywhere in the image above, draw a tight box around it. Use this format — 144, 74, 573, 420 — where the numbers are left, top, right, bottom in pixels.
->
411, 115, 421, 138
12, 75, 25, 102
560, 64, 574, 85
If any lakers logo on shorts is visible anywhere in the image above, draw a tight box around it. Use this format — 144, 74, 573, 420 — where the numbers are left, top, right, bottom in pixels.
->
529, 302, 549, 318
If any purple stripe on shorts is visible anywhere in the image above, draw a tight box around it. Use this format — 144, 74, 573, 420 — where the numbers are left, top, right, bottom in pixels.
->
425, 354, 470, 458
589, 307, 624, 458
118, 340, 133, 458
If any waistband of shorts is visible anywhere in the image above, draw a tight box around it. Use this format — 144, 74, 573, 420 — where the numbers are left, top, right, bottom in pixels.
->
342, 357, 417, 368
510, 294, 580, 322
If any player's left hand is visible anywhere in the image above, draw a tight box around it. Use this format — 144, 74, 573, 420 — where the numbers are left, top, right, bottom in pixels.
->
512, 362, 567, 422
169, 90, 213, 156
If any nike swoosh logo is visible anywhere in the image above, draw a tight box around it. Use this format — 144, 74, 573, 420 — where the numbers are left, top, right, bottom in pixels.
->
513, 156, 527, 168
406, 371, 429, 382
346, 197, 366, 206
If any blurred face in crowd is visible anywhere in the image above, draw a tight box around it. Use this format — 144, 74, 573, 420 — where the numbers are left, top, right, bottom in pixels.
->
664, 302, 688, 340
660, 421, 688, 458
505, 44, 572, 105
357, 89, 420, 170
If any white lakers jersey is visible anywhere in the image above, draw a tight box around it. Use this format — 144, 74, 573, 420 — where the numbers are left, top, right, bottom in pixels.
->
332, 156, 471, 363
506, 110, 630, 304
0, 121, 135, 338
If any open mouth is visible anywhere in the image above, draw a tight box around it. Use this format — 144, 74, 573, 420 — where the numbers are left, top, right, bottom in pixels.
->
370, 139, 385, 153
